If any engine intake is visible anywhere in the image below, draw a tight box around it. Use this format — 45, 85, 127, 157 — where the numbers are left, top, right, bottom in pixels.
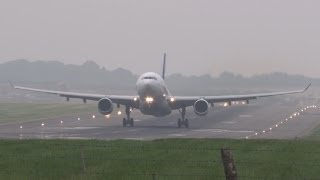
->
193, 99, 209, 116
98, 98, 114, 115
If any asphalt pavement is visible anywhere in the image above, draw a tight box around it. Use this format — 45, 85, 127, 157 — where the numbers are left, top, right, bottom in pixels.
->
0, 100, 319, 140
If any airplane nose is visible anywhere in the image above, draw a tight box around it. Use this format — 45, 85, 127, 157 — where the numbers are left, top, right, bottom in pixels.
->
144, 83, 153, 92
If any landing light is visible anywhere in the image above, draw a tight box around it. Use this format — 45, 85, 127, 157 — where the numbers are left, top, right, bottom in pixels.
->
41, 123, 45, 127
170, 97, 175, 102
20, 126, 23, 129
77, 117, 81, 121
146, 97, 154, 103
133, 97, 138, 101
92, 115, 96, 119
105, 115, 110, 118
223, 103, 228, 107
60, 121, 63, 124
118, 111, 122, 115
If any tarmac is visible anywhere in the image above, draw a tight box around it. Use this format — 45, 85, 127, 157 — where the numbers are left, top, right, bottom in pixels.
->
0, 99, 319, 140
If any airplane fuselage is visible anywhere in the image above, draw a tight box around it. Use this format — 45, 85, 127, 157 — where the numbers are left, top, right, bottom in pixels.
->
136, 72, 172, 117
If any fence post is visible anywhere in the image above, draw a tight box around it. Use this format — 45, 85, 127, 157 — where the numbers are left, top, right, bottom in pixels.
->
221, 148, 237, 180
81, 147, 87, 172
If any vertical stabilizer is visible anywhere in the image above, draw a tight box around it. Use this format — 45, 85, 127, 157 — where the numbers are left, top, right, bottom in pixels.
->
162, 53, 166, 80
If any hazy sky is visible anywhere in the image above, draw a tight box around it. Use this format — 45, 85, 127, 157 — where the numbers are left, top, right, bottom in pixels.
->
1, 0, 320, 77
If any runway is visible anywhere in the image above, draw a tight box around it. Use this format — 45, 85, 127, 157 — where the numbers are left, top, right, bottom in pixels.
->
0, 100, 319, 140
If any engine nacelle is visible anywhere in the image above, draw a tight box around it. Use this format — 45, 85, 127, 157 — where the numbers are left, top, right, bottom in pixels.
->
193, 99, 209, 116
98, 98, 114, 115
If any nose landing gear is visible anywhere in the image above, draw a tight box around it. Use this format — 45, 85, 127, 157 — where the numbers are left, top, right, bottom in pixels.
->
178, 107, 189, 128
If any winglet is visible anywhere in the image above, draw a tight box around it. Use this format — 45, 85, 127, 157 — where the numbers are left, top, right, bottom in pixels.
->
304, 83, 311, 92
8, 81, 15, 88
162, 53, 166, 80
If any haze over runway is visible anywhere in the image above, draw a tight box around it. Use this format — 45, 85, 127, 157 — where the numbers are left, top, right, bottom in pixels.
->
0, 0, 319, 140
1, 1, 320, 77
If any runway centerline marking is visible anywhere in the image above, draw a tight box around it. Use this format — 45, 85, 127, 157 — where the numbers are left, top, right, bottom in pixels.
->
221, 121, 237, 124
168, 134, 186, 137
123, 138, 144, 140
63, 137, 92, 140
192, 129, 254, 133
46, 127, 100, 130
239, 115, 253, 118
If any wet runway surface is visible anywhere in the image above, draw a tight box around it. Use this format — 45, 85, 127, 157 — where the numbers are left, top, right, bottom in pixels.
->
0, 101, 319, 140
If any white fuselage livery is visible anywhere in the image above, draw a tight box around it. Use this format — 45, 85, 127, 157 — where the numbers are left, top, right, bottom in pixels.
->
136, 72, 172, 117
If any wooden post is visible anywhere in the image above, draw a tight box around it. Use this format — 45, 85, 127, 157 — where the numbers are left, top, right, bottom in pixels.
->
221, 148, 237, 180
81, 148, 87, 172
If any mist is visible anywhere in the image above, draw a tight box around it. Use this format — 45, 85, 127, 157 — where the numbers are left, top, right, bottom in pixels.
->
1, 1, 320, 77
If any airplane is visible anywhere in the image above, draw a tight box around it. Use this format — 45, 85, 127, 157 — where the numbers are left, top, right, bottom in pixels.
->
11, 54, 311, 128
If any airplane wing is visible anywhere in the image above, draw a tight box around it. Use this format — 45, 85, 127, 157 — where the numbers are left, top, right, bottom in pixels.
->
11, 82, 310, 110
10, 82, 137, 107
170, 83, 311, 109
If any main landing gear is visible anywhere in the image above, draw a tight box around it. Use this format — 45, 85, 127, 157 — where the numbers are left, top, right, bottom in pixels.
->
178, 107, 189, 128
123, 106, 134, 127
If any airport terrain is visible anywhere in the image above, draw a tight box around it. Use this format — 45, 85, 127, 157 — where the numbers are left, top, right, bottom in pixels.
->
0, 138, 320, 179
0, 98, 318, 140
1, 97, 320, 179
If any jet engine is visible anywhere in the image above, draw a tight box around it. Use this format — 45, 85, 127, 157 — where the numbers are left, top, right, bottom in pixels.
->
193, 99, 209, 116
98, 98, 114, 115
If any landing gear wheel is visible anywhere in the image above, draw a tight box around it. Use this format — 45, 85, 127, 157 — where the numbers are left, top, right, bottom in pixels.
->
130, 118, 134, 127
177, 107, 190, 128
122, 106, 134, 127
123, 118, 127, 127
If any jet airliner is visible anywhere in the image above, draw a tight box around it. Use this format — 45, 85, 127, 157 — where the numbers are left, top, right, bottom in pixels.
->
11, 54, 311, 128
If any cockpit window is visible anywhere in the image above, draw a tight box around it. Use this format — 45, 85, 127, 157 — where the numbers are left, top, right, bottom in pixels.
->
142, 77, 157, 80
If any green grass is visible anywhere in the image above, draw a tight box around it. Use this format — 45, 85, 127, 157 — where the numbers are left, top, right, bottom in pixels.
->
0, 139, 320, 179
304, 124, 320, 140
0, 103, 96, 124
